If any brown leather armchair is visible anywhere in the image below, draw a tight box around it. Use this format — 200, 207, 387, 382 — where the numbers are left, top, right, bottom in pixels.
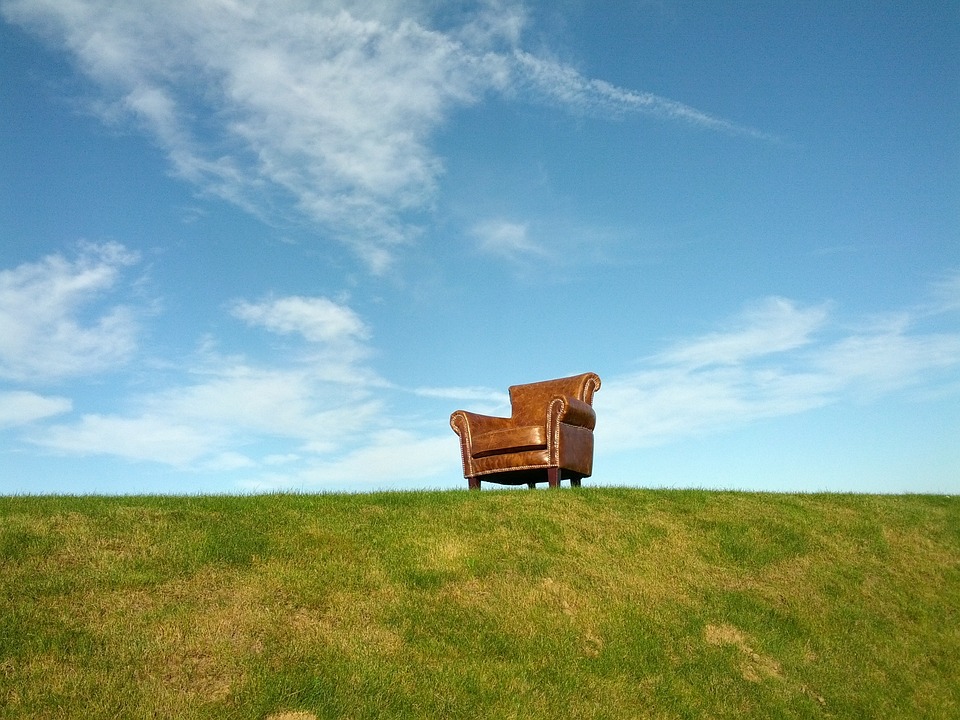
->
450, 372, 601, 489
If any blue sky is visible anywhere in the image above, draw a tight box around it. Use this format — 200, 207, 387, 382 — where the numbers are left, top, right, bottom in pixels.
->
1, 0, 958, 495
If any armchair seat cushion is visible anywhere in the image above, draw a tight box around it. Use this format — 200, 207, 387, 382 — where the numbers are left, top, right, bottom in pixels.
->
471, 425, 547, 459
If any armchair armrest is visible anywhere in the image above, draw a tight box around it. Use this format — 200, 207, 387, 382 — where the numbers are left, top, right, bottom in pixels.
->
549, 396, 596, 430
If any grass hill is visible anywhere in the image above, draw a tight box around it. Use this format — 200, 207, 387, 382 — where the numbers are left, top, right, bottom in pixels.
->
1, 488, 958, 719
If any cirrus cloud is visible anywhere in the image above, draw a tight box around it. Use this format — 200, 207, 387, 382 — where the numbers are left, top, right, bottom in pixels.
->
2, 0, 769, 272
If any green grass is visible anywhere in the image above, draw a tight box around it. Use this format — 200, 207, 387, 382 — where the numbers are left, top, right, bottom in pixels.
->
1, 489, 958, 719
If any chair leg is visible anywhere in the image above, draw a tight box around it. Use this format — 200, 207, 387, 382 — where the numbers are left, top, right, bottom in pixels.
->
527, 482, 536, 489
468, 476, 480, 490
547, 467, 560, 488
571, 475, 582, 488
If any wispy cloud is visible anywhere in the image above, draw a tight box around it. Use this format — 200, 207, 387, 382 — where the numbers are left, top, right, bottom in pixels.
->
470, 219, 547, 260
0, 244, 391, 477
27, 283, 388, 469
14, 272, 465, 486
34, 413, 227, 467
656, 297, 830, 368
14, 241, 953, 489
231, 295, 370, 348
29, 351, 386, 469
230, 294, 384, 387
812, 317, 960, 397
599, 286, 960, 451
243, 430, 458, 492
33, 282, 958, 483
512, 51, 775, 140
0, 242, 140, 382
2, 0, 508, 272
930, 269, 960, 314
412, 385, 508, 404
0, 391, 72, 428
3, 0, 771, 271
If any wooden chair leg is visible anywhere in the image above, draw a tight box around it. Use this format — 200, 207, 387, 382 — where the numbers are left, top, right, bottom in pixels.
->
527, 482, 536, 489
571, 475, 582, 488
468, 476, 480, 490
547, 467, 560, 488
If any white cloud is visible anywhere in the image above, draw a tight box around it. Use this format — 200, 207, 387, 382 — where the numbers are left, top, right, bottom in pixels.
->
413, 385, 509, 404
0, 242, 140, 381
16, 280, 960, 488
229, 295, 385, 387
231, 296, 369, 345
0, 391, 72, 428
203, 451, 257, 472
2, 0, 507, 271
3, 0, 767, 271
929, 269, 960, 314
25, 291, 387, 471
656, 297, 829, 368
813, 319, 960, 397
34, 413, 222, 467
30, 355, 384, 468
598, 365, 836, 451
511, 51, 775, 140
470, 219, 547, 260
146, 363, 382, 445
264, 453, 301, 466
599, 296, 960, 452
243, 429, 458, 491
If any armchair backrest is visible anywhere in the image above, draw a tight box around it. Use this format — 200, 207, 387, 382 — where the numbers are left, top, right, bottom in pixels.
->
508, 373, 601, 424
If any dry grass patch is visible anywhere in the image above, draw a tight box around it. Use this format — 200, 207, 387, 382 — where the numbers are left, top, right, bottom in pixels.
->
705, 622, 784, 682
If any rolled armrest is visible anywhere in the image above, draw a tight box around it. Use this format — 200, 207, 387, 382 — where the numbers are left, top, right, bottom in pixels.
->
550, 396, 596, 430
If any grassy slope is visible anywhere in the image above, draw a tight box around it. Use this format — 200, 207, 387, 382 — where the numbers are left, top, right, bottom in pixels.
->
1, 489, 958, 719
